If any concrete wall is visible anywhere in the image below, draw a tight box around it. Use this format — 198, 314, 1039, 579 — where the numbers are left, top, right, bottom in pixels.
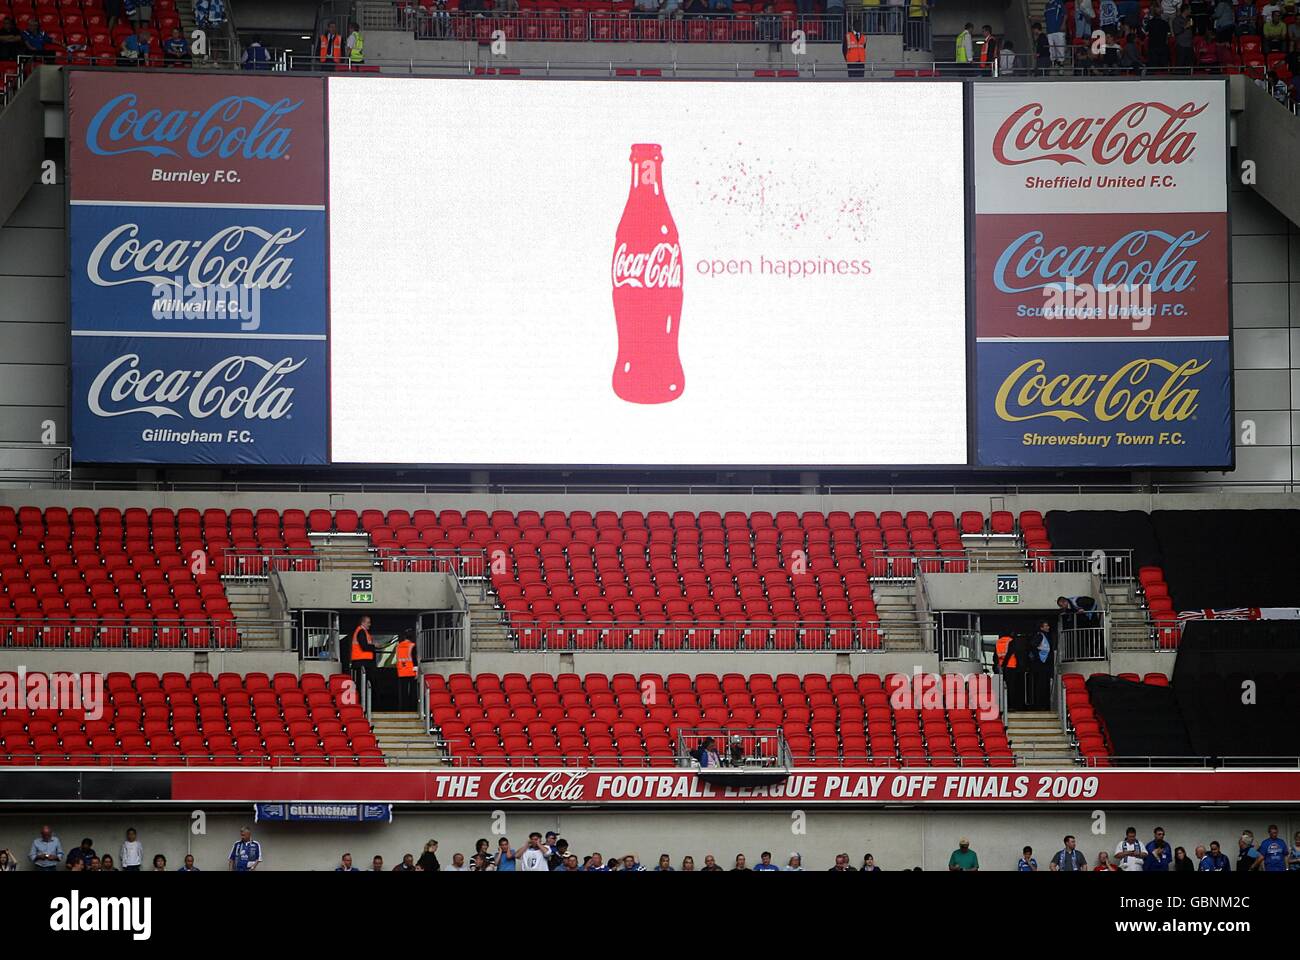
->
0, 806, 1289, 870
452, 649, 943, 677
278, 571, 457, 612
0, 649, 321, 676
925, 572, 1090, 610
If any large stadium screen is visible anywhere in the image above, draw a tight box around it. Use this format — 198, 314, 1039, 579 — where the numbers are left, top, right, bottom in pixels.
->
326, 78, 969, 467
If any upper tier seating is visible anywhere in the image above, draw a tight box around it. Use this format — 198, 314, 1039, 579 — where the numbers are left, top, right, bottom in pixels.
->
427, 671, 1014, 767
0, 671, 381, 766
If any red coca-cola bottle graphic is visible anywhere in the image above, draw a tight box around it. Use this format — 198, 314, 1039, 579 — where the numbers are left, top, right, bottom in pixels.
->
611, 143, 684, 404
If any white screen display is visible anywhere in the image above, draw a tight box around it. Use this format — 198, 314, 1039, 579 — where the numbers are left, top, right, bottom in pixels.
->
328, 78, 968, 466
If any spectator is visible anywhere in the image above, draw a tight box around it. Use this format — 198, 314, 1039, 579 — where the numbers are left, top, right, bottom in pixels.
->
0, 849, 16, 873
1159, 0, 1180, 18
473, 837, 494, 867
1146, 829, 1183, 876
544, 831, 560, 859
1237, 831, 1261, 871
1261, 0, 1281, 19
30, 826, 64, 872
104, 0, 124, 30
0, 17, 23, 60
1056, 595, 1097, 621
194, 0, 226, 28
701, 854, 723, 872
828, 853, 855, 871
119, 27, 152, 66
21, 22, 55, 61
69, 858, 84, 872
67, 837, 96, 871
1094, 851, 1118, 871
1118, 22, 1145, 70
1032, 22, 1051, 71
1146, 11, 1171, 67
125, 0, 152, 27
730, 854, 750, 872
1257, 825, 1289, 871
345, 20, 364, 66
708, 0, 734, 14
955, 21, 974, 68
751, 851, 778, 872
681, 855, 695, 871
695, 736, 721, 768
655, 853, 675, 871
978, 24, 1000, 71
860, 853, 881, 872
152, 854, 167, 872
177, 854, 199, 872
1212, 0, 1234, 38
1291, 831, 1300, 872
519, 832, 550, 871
1263, 10, 1286, 51
682, 0, 709, 14
757, 3, 781, 44
785, 853, 803, 871
1076, 0, 1096, 40
336, 852, 359, 872
1236, 0, 1258, 35
1099, 0, 1120, 31
1193, 844, 1208, 867
100, 854, 118, 872
121, 828, 143, 871
607, 854, 623, 872
446, 853, 470, 872
948, 838, 979, 871
1017, 845, 1038, 871
1115, 827, 1146, 871
583, 853, 608, 871
1027, 620, 1054, 708
163, 27, 190, 65
416, 839, 439, 872
228, 826, 262, 872
634, 0, 660, 18
393, 853, 418, 872
1173, 847, 1195, 872
555, 855, 580, 872
999, 39, 1017, 74
1200, 840, 1231, 871
623, 854, 644, 872
1193, 26, 1220, 67
494, 837, 516, 872
661, 0, 681, 17
1051, 836, 1088, 872
86, 857, 101, 872
242, 36, 271, 70
550, 839, 571, 869
370, 855, 385, 872
1044, 0, 1067, 64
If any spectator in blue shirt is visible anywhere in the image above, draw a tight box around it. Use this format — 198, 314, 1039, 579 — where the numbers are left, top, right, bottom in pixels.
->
1144, 827, 1172, 871
1198, 840, 1231, 871
162, 27, 189, 64
708, 0, 734, 12
242, 36, 271, 69
496, 837, 517, 872
21, 24, 54, 60
30, 826, 64, 871
335, 852, 359, 871
119, 27, 151, 65
583, 852, 609, 872
177, 854, 200, 872
1257, 825, 1289, 872
195, 0, 226, 28
1237, 832, 1260, 871
1235, 0, 1257, 33
1099, 0, 1120, 30
654, 853, 675, 871
66, 837, 96, 871
1017, 846, 1038, 871
228, 826, 262, 872
754, 851, 780, 871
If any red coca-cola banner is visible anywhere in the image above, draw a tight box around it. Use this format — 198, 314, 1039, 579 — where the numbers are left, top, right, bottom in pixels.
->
68, 71, 325, 206
975, 213, 1230, 340
169, 768, 1300, 806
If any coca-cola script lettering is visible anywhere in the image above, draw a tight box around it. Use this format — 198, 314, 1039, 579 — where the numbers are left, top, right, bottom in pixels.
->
87, 223, 300, 290
87, 354, 304, 420
488, 770, 589, 802
85, 93, 299, 160
992, 101, 1205, 167
612, 242, 683, 289
993, 228, 1204, 294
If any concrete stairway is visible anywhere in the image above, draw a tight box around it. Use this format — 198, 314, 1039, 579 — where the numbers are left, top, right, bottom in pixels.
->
468, 588, 513, 652
308, 533, 376, 572
222, 581, 281, 649
370, 711, 449, 766
962, 536, 1030, 571
873, 582, 927, 651
1005, 710, 1079, 769
1103, 581, 1154, 651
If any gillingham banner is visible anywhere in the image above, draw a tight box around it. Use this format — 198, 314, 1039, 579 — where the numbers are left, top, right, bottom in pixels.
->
68, 70, 328, 465
973, 81, 1231, 468
254, 803, 392, 823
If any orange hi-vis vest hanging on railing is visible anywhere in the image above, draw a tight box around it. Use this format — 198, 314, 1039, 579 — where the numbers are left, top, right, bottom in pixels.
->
350, 625, 373, 661
845, 31, 867, 62
319, 32, 342, 62
396, 639, 417, 678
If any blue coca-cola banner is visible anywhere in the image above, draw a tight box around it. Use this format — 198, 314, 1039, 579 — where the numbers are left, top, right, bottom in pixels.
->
70, 204, 326, 337
71, 333, 328, 465
976, 339, 1232, 468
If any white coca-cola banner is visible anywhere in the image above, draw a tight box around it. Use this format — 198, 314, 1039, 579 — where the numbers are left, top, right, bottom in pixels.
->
973, 81, 1228, 215
327, 78, 969, 468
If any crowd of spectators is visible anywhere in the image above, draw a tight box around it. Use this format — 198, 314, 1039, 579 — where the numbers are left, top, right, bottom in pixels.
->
12, 823, 258, 872
1016, 824, 1300, 872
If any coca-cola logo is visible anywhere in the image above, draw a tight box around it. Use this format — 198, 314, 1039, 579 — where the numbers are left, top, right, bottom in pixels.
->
612, 242, 682, 289
85, 92, 299, 160
488, 769, 589, 802
87, 354, 304, 420
991, 101, 1206, 167
86, 223, 300, 291
993, 228, 1204, 294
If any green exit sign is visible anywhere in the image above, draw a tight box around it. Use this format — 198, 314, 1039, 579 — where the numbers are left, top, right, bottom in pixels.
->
997, 593, 1020, 605
351, 591, 374, 604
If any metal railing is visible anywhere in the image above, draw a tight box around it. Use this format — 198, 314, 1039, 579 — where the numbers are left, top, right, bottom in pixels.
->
506, 617, 909, 650
378, 549, 489, 586
419, 622, 467, 660
411, 10, 872, 42
221, 551, 322, 578
1058, 621, 1107, 661
0, 616, 255, 650
0, 754, 387, 767
677, 727, 789, 767
0, 443, 73, 487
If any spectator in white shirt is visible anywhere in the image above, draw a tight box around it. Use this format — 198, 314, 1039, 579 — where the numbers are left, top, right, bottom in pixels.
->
446, 853, 470, 871
121, 828, 143, 871
518, 832, 551, 871
1115, 826, 1147, 872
